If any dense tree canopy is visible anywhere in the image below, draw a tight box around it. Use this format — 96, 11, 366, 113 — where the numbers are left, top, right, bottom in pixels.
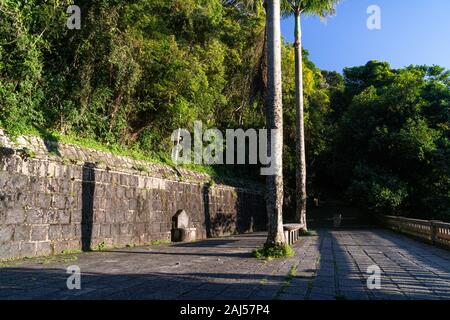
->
0, 0, 267, 149
0, 1, 449, 221
317, 62, 450, 221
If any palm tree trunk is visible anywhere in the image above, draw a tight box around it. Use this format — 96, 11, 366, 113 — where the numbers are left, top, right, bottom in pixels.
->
265, 0, 285, 246
294, 11, 308, 230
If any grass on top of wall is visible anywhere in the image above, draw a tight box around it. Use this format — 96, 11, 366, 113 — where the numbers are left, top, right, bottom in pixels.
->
1, 126, 261, 185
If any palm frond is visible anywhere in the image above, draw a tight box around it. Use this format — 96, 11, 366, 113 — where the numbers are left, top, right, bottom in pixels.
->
280, 0, 341, 18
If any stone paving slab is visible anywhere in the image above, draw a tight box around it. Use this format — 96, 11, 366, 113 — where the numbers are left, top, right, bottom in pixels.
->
1, 229, 450, 300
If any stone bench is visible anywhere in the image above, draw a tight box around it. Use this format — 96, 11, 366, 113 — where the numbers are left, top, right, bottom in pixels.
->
283, 223, 303, 246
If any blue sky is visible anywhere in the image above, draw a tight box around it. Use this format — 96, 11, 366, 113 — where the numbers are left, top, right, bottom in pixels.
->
281, 0, 450, 72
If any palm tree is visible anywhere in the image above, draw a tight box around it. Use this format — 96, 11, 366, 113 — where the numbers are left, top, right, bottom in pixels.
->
265, 0, 285, 246
222, 1, 285, 245
282, 0, 340, 230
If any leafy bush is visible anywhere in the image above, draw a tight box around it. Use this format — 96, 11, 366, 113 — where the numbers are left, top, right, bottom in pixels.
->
252, 244, 295, 260
347, 163, 408, 214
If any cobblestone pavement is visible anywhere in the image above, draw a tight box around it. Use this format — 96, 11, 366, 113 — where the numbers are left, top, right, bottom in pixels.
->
1, 229, 450, 300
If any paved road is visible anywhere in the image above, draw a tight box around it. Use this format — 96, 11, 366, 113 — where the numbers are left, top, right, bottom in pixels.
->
1, 229, 450, 300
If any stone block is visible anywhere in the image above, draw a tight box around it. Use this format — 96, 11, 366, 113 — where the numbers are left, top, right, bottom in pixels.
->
75, 193, 82, 208
124, 210, 134, 222
128, 199, 138, 211
97, 198, 106, 211
48, 225, 62, 240
67, 239, 81, 250
151, 224, 161, 234
46, 210, 59, 224
71, 209, 82, 223
65, 195, 76, 209
26, 209, 43, 224
13, 225, 31, 241
120, 174, 129, 186
116, 186, 125, 198
91, 224, 101, 238
126, 188, 134, 198
20, 242, 36, 257
36, 193, 51, 208
59, 180, 71, 193
54, 194, 66, 209
47, 162, 57, 177
36, 241, 52, 256
129, 175, 138, 186
108, 223, 117, 235
6, 208, 25, 224
29, 177, 44, 193
120, 224, 130, 235
100, 224, 111, 237
52, 241, 69, 254
0, 208, 6, 224
94, 209, 106, 223
61, 224, 73, 240
117, 210, 126, 222
94, 185, 104, 198
0, 242, 20, 260
59, 210, 70, 224
171, 227, 197, 242
10, 174, 28, 190
0, 225, 13, 242
73, 224, 82, 238
37, 161, 47, 178
104, 211, 115, 224
31, 225, 49, 241
118, 235, 132, 245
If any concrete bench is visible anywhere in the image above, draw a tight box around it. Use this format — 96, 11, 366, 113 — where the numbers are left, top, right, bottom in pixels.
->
283, 223, 303, 246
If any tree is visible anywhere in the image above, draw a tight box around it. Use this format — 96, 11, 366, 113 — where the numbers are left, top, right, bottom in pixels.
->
282, 0, 340, 230
330, 62, 450, 222
265, 0, 285, 245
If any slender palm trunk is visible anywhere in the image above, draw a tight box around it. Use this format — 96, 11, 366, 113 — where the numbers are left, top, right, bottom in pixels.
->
265, 0, 285, 246
294, 11, 307, 230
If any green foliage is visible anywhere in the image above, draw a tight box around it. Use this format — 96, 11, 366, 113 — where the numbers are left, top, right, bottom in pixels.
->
319, 61, 450, 221
347, 163, 408, 214
133, 164, 150, 173
60, 249, 82, 255
282, 47, 333, 214
0, 2, 448, 223
0, 0, 264, 156
281, 0, 341, 17
94, 242, 107, 251
252, 243, 295, 260
17, 147, 36, 160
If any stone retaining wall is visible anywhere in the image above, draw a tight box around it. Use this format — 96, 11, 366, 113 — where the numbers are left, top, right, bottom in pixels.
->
0, 130, 266, 260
